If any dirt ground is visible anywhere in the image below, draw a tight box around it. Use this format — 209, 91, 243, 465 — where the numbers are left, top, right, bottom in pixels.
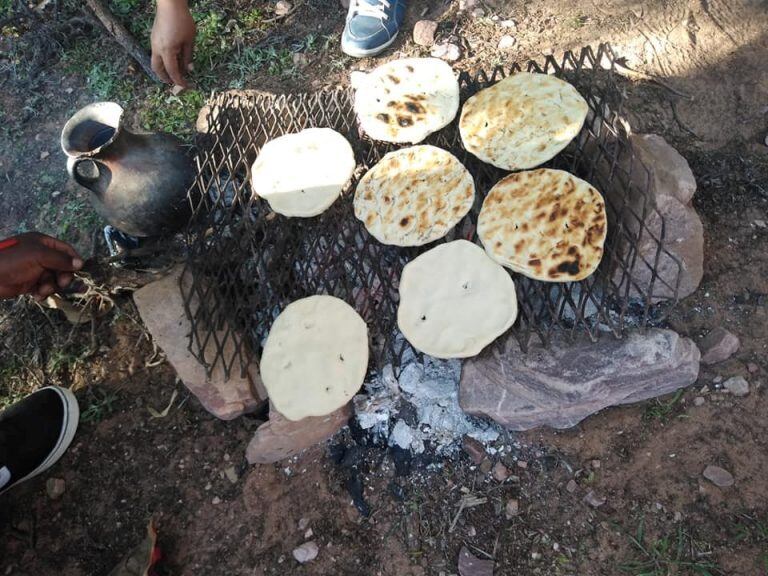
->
1, 0, 768, 574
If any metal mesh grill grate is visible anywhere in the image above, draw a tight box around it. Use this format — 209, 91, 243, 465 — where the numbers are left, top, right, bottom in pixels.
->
180, 44, 683, 379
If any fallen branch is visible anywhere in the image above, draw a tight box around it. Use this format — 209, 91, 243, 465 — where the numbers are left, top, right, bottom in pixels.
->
83, 0, 159, 82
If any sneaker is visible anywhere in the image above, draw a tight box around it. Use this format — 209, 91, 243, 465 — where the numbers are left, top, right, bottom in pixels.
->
0, 386, 80, 496
342, 0, 407, 58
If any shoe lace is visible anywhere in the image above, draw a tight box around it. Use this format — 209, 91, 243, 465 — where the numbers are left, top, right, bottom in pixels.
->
350, 0, 391, 20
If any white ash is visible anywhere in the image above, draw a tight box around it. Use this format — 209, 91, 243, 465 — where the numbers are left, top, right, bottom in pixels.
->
355, 355, 500, 454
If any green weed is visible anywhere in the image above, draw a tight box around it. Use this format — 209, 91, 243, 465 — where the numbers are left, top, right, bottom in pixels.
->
643, 389, 685, 422
140, 88, 205, 137
109, 0, 142, 18
569, 15, 588, 29
227, 44, 296, 87
80, 387, 120, 424
37, 192, 101, 245
240, 7, 266, 29
86, 62, 133, 102
0, 0, 12, 17
619, 519, 723, 576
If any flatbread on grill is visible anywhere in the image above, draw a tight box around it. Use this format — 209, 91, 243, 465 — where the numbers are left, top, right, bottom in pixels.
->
250, 128, 356, 217
397, 240, 518, 359
478, 169, 607, 282
354, 145, 475, 247
260, 295, 369, 421
354, 58, 460, 143
459, 72, 588, 170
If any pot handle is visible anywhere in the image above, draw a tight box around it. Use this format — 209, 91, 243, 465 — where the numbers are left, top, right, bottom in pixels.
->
67, 157, 103, 192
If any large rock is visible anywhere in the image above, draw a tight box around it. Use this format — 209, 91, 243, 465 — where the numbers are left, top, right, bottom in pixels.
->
459, 329, 700, 430
613, 194, 704, 302
699, 327, 740, 364
246, 402, 351, 464
629, 134, 697, 205
134, 266, 263, 420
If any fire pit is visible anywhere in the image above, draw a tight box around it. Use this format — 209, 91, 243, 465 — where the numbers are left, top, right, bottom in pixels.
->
180, 44, 683, 380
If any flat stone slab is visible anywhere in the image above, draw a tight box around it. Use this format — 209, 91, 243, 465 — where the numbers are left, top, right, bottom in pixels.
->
134, 266, 263, 420
246, 402, 351, 464
459, 329, 700, 431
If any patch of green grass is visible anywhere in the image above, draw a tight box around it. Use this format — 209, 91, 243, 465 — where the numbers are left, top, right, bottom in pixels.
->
0, 359, 28, 410
38, 192, 101, 245
569, 15, 588, 29
240, 7, 266, 29
86, 62, 133, 102
643, 389, 685, 422
0, 0, 12, 17
619, 519, 723, 576
227, 44, 296, 87
140, 88, 205, 138
109, 0, 142, 17
80, 387, 120, 424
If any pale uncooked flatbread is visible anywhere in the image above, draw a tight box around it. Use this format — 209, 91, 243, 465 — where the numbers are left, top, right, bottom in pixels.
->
354, 145, 475, 247
354, 58, 460, 144
260, 295, 369, 421
478, 169, 607, 282
398, 240, 518, 359
250, 128, 356, 217
459, 72, 588, 170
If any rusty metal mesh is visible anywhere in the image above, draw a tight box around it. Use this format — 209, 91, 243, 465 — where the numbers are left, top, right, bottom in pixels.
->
180, 44, 683, 379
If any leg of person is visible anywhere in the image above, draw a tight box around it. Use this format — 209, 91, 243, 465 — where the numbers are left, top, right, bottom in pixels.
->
342, 0, 407, 58
0, 387, 80, 496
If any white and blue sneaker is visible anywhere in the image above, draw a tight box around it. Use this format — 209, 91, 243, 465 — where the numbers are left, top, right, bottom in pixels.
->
342, 0, 407, 58
0, 387, 79, 496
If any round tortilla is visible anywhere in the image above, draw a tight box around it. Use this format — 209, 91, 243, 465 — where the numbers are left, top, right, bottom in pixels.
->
250, 128, 356, 217
260, 295, 369, 421
478, 169, 607, 282
354, 145, 475, 247
354, 58, 460, 144
397, 240, 518, 359
459, 72, 588, 170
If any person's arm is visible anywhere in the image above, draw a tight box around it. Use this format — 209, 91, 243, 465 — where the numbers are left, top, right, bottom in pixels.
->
0, 233, 83, 301
151, 0, 196, 87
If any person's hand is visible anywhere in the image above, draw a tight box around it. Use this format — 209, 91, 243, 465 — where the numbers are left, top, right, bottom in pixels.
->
151, 0, 196, 88
0, 233, 83, 301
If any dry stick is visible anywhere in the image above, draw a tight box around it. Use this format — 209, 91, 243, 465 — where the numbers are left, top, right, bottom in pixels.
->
84, 0, 160, 82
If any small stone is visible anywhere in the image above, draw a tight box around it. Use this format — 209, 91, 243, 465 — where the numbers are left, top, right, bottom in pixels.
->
699, 328, 740, 365
466, 525, 477, 537
274, 0, 292, 16
471, 7, 485, 18
590, 459, 601, 469
292, 52, 309, 68
46, 478, 65, 500
748, 362, 759, 373
462, 436, 487, 465
212, 496, 222, 505
505, 498, 519, 519
723, 376, 749, 397
492, 461, 509, 482
39, 151, 50, 160
430, 42, 461, 62
298, 517, 310, 531
304, 528, 314, 539
458, 546, 494, 576
713, 375, 724, 384
500, 19, 517, 29
65, 87, 74, 94
583, 490, 606, 508
413, 19, 438, 46
693, 396, 706, 406
51, 190, 61, 198
204, 482, 212, 491
292, 541, 319, 563
703, 464, 734, 487
224, 466, 239, 484
566, 479, 578, 493
497, 35, 516, 50
531, 552, 542, 560
170, 84, 185, 96
479, 459, 493, 474
673, 511, 683, 522
516, 460, 528, 469
754, 220, 767, 229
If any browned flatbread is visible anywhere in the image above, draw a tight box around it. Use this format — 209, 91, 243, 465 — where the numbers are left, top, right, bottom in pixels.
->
477, 169, 607, 282
354, 145, 475, 247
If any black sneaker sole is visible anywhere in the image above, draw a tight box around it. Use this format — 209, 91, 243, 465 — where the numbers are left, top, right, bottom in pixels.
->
0, 386, 79, 496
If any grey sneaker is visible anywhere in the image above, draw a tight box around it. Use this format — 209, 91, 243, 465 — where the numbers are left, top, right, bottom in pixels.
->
342, 0, 407, 58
